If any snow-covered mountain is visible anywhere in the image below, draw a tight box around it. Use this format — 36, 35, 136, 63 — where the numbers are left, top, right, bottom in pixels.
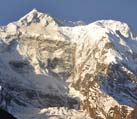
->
0, 9, 137, 119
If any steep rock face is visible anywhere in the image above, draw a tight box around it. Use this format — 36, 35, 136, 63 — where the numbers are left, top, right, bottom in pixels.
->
0, 9, 137, 119
65, 21, 137, 118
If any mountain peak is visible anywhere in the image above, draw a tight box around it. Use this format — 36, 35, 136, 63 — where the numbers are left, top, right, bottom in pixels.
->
19, 8, 41, 21
18, 9, 58, 27
94, 20, 132, 38
29, 8, 39, 14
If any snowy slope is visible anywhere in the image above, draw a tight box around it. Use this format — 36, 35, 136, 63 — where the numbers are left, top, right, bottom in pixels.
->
0, 9, 137, 119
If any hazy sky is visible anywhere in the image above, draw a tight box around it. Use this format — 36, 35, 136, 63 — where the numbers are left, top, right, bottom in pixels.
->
0, 0, 137, 31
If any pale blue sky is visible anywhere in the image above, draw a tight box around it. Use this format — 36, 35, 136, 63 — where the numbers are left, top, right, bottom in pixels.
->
0, 0, 137, 31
